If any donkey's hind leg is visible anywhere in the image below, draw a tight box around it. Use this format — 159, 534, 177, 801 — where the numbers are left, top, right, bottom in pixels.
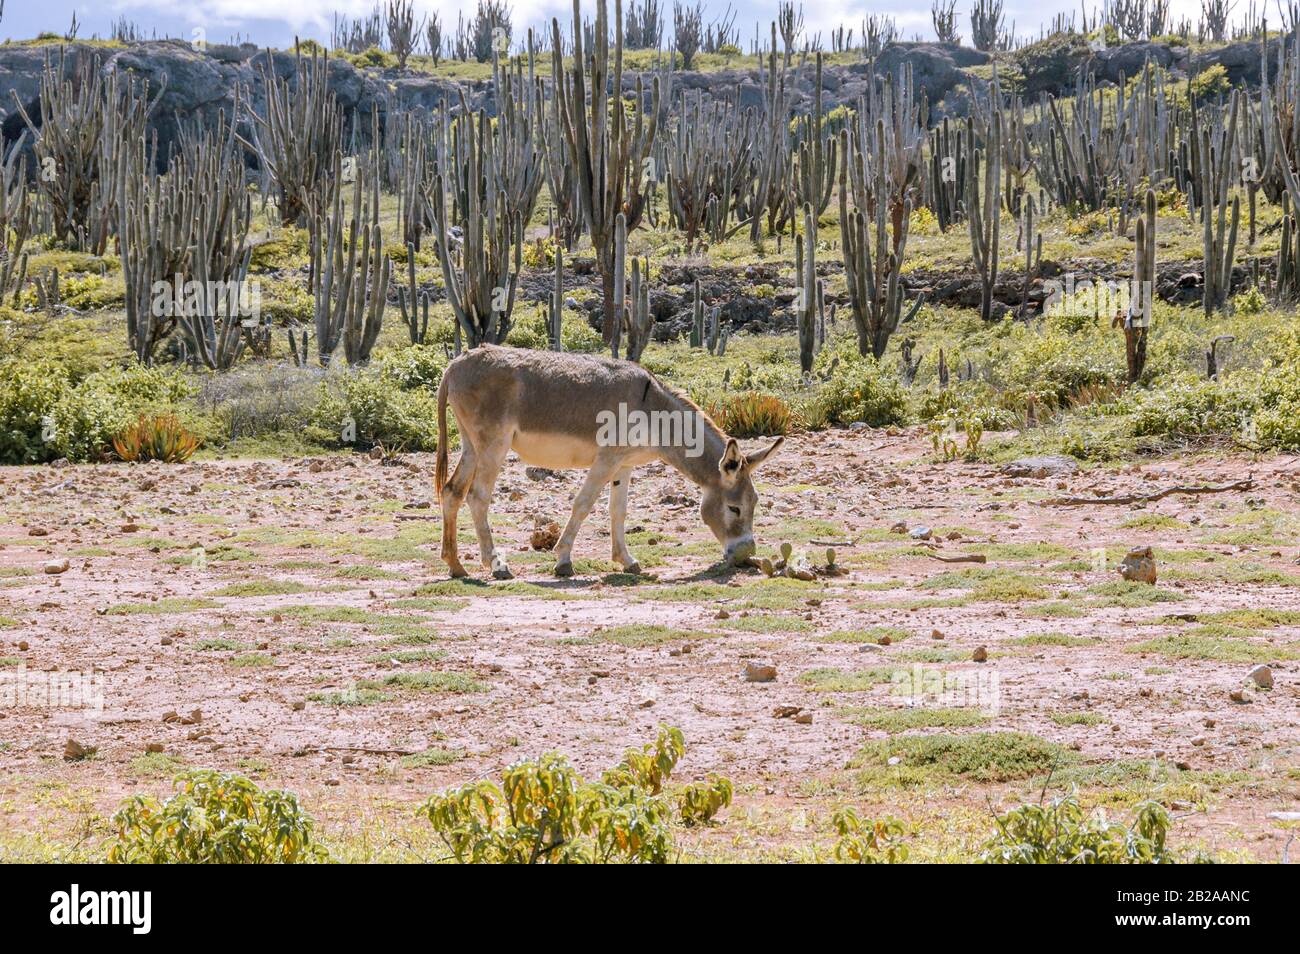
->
465, 435, 512, 579
609, 466, 641, 574
439, 435, 476, 578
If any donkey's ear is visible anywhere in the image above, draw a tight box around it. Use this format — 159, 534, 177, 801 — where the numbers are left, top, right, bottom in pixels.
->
746, 436, 784, 470
718, 438, 745, 482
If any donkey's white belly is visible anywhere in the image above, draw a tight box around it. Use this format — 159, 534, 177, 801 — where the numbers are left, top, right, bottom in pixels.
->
511, 430, 598, 469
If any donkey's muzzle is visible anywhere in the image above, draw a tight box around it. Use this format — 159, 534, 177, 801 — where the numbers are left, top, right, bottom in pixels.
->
725, 538, 756, 567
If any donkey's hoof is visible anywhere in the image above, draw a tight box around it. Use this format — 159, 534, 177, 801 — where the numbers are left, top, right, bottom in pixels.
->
554, 560, 574, 578
491, 559, 514, 581
447, 563, 469, 579
622, 561, 642, 575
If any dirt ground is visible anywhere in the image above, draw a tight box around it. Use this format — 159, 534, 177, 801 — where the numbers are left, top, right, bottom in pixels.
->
1, 430, 1298, 862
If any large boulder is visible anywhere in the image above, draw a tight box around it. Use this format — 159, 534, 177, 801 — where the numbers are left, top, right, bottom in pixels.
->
872, 42, 965, 102
1090, 41, 1178, 84
1190, 37, 1283, 87
1015, 32, 1091, 96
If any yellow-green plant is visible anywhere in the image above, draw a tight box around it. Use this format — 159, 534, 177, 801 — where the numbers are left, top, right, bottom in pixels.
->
107, 770, 328, 864
420, 725, 731, 863
713, 392, 793, 437
980, 796, 1182, 864
832, 809, 909, 863
112, 413, 201, 463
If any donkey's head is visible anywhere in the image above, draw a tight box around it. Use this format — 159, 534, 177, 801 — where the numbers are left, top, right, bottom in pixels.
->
700, 436, 783, 566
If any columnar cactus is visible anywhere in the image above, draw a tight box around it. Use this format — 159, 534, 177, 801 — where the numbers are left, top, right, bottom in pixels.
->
12, 50, 157, 254
241, 45, 344, 228
549, 0, 660, 343
428, 108, 523, 348
309, 161, 392, 366
966, 111, 1002, 323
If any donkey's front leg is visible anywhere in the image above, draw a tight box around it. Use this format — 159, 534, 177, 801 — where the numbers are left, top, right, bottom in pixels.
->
554, 457, 621, 577
609, 467, 641, 574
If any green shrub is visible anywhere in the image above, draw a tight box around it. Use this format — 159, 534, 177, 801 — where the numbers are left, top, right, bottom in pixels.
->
0, 361, 193, 464
374, 344, 449, 391
310, 366, 442, 451
107, 770, 327, 863
803, 350, 907, 428
1127, 373, 1256, 440
980, 796, 1184, 864
505, 307, 606, 353
419, 726, 731, 863
0, 360, 68, 463
1190, 64, 1231, 102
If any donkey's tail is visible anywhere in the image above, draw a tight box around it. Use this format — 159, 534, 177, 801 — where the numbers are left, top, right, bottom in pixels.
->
435, 368, 451, 496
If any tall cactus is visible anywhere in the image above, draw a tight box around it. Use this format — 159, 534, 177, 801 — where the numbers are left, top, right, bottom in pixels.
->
119, 104, 254, 367
308, 161, 392, 366
548, 245, 565, 350
241, 45, 344, 228
838, 110, 923, 359
427, 108, 523, 348
793, 53, 837, 219
1191, 91, 1240, 316
396, 242, 430, 345
794, 202, 819, 374
549, 0, 660, 343
12, 49, 158, 253
966, 111, 1002, 323
1118, 188, 1156, 385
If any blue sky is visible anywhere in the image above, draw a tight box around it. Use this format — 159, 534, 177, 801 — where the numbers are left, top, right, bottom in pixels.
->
1, 1, 1222, 50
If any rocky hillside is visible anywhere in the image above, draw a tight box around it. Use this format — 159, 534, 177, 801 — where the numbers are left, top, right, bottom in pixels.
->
0, 34, 1275, 164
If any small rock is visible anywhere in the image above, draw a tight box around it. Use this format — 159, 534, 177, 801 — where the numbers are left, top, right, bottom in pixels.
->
715, 609, 730, 619
368, 446, 384, 460
908, 526, 932, 540
145, 742, 164, 753
1229, 689, 1250, 704
972, 646, 988, 662
930, 628, 944, 640
525, 466, 558, 482
744, 662, 778, 683
43, 559, 70, 575
794, 712, 813, 724
1119, 546, 1157, 584
638, 697, 656, 708
160, 635, 172, 646
878, 634, 892, 646
63, 738, 95, 761
291, 700, 306, 711
1248, 665, 1273, 689
889, 521, 908, 534
772, 705, 802, 719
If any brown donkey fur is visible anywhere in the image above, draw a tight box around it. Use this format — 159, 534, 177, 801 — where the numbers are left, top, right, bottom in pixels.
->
435, 345, 781, 578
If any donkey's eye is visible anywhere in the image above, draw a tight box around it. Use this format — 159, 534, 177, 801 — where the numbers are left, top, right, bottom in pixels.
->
728, 506, 741, 516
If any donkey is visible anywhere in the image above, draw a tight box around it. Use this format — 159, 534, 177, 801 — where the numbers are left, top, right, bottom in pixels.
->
435, 345, 782, 579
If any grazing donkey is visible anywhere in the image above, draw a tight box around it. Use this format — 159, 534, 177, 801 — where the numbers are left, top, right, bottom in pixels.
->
435, 345, 782, 579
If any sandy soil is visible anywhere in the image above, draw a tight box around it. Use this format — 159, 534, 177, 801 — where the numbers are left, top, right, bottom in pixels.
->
1, 430, 1298, 861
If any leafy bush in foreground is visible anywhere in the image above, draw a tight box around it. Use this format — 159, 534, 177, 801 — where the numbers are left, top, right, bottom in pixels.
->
419, 725, 731, 863
980, 796, 1182, 864
107, 770, 328, 864
832, 809, 910, 863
